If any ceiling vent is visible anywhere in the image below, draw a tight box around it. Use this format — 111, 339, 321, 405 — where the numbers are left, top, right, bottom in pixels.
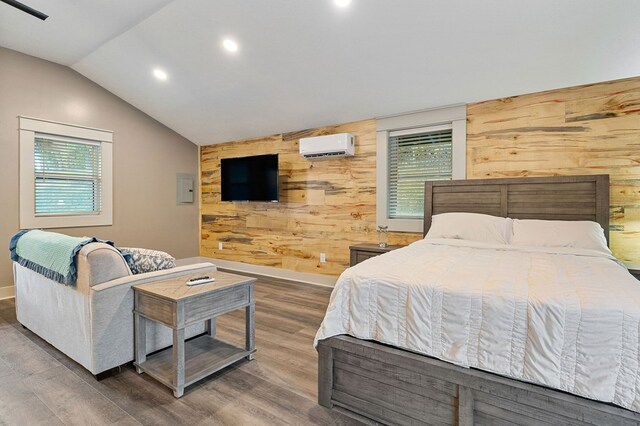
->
299, 133, 355, 160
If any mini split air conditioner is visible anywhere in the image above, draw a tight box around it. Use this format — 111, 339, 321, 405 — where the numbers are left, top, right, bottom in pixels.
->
299, 133, 355, 159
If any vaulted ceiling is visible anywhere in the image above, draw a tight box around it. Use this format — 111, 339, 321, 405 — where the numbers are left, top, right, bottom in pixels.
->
1, 0, 639, 145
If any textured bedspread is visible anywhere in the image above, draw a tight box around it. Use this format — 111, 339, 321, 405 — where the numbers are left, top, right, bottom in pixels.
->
315, 239, 640, 412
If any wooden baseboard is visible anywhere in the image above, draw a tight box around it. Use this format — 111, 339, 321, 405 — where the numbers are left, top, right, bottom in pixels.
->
176, 257, 338, 288
0, 286, 15, 300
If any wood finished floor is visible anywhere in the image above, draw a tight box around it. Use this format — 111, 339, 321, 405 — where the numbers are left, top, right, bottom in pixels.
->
0, 274, 363, 426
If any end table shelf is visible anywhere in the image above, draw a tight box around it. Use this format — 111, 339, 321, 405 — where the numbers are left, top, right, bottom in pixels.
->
136, 336, 251, 391
133, 269, 256, 398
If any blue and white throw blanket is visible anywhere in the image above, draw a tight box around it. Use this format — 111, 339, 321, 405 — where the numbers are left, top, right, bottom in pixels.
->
9, 230, 130, 285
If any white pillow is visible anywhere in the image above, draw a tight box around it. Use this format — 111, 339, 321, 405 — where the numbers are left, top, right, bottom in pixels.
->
425, 213, 513, 245
511, 219, 610, 253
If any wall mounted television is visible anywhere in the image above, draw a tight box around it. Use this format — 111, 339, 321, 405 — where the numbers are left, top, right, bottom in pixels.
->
220, 154, 279, 202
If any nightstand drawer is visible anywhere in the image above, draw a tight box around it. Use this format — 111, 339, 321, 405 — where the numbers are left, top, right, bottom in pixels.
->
349, 243, 404, 267
355, 251, 380, 265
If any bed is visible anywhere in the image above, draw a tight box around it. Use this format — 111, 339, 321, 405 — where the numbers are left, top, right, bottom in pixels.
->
316, 174, 640, 426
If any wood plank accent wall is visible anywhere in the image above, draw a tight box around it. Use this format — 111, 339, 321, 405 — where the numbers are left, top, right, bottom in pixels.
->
467, 76, 640, 267
202, 76, 640, 277
200, 120, 422, 276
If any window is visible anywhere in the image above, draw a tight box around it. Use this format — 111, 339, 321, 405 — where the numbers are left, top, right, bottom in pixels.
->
34, 136, 102, 215
388, 125, 453, 219
376, 105, 466, 232
19, 117, 113, 229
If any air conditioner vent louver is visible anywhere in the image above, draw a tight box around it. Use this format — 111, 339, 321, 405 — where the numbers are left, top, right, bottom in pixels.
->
299, 133, 355, 160
303, 151, 346, 159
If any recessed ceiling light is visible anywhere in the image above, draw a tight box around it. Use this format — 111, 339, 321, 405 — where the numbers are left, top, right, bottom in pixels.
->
334, 0, 351, 7
222, 39, 239, 53
153, 68, 168, 81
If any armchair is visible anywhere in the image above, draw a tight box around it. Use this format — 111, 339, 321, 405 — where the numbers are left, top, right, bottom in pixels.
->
13, 242, 213, 376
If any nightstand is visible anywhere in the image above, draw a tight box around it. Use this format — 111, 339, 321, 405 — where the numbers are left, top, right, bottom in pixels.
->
349, 243, 403, 266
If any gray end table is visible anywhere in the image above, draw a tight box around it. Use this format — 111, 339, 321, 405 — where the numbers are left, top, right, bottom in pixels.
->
133, 269, 256, 397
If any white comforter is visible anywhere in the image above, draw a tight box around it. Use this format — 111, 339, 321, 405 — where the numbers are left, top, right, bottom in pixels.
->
315, 238, 640, 412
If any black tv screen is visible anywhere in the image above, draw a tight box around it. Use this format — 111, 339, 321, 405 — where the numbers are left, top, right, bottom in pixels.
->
221, 154, 278, 202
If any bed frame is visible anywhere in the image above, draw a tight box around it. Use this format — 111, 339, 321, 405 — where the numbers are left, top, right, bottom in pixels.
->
318, 174, 640, 425
422, 175, 610, 241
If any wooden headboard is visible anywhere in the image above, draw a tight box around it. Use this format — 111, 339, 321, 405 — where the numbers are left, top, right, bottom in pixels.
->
423, 175, 610, 241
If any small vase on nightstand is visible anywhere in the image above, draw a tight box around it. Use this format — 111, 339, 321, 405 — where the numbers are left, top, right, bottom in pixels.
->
377, 225, 389, 248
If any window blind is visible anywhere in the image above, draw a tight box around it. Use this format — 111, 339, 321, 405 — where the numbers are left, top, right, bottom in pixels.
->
388, 126, 453, 219
34, 135, 102, 215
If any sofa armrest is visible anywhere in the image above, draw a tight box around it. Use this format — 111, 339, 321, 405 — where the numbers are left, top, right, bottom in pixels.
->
76, 243, 132, 292
91, 263, 217, 293
88, 263, 215, 374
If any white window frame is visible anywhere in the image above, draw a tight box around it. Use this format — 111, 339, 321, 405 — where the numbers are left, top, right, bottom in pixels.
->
19, 116, 113, 229
376, 105, 466, 233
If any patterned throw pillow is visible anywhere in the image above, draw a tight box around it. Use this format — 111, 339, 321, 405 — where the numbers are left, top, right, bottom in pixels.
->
121, 247, 176, 275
